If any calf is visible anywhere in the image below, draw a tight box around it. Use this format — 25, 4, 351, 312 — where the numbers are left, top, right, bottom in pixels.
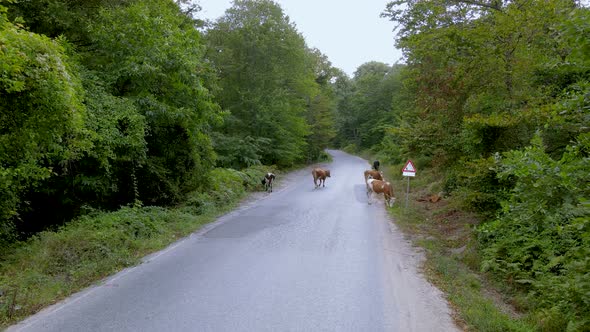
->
261, 172, 276, 192
366, 176, 395, 207
312, 168, 330, 188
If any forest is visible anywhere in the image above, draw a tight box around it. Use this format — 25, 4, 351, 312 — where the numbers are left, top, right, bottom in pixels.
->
0, 0, 588, 330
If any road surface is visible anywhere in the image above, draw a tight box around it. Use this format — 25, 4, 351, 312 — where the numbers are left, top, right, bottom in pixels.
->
9, 150, 459, 332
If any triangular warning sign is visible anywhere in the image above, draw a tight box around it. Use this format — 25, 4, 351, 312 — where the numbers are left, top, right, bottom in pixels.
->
403, 160, 416, 172
402, 160, 416, 176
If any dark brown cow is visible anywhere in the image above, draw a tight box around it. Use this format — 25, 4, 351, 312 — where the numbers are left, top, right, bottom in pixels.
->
364, 170, 384, 183
312, 168, 331, 188
366, 176, 395, 207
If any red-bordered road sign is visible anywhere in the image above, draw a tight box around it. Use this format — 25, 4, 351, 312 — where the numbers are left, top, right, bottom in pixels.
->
402, 160, 416, 177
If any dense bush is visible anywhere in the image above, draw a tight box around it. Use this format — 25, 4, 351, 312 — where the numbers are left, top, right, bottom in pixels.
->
478, 133, 590, 330
181, 165, 273, 215
86, 0, 221, 204
0, 14, 86, 244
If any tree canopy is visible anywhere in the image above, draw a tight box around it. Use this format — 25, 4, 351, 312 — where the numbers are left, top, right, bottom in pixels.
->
0, 0, 339, 242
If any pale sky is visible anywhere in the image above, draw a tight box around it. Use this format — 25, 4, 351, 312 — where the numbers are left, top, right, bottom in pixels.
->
195, 0, 404, 77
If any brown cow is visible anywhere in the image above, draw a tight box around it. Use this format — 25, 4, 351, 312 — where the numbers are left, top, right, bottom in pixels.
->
312, 168, 331, 188
366, 176, 395, 207
364, 170, 384, 183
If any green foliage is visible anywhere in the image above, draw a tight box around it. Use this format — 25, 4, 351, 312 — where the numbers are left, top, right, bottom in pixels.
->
305, 48, 337, 162
204, 168, 247, 203
348, 2, 590, 329
205, 0, 313, 167
5, 0, 129, 43
234, 164, 277, 191
0, 206, 205, 326
211, 132, 268, 169
560, 7, 590, 69
0, 0, 229, 244
0, 18, 86, 241
44, 73, 149, 211
333, 62, 404, 151
445, 156, 509, 216
478, 132, 590, 331
181, 165, 272, 215
378, 0, 584, 167
0, 163, 268, 327
86, 0, 221, 204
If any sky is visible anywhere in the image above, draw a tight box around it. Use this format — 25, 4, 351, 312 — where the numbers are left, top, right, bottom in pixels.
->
195, 0, 404, 77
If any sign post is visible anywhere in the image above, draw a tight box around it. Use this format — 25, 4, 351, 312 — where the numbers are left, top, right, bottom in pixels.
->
402, 160, 416, 208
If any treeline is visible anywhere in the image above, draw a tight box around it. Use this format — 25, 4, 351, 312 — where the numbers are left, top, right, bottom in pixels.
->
0, 0, 340, 247
334, 0, 589, 330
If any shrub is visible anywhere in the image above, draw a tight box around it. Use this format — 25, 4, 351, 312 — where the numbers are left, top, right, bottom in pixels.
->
478, 132, 590, 331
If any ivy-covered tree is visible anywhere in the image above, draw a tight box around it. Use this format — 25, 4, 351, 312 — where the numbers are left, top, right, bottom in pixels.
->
0, 6, 86, 241
2, 0, 221, 238
85, 0, 221, 204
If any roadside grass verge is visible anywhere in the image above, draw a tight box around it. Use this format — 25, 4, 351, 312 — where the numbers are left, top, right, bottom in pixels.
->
0, 165, 275, 329
382, 163, 537, 331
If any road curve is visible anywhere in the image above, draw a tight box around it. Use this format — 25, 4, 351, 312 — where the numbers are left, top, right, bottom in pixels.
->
9, 150, 459, 332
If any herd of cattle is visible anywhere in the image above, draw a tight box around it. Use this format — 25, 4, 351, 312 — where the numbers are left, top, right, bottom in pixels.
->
261, 162, 396, 207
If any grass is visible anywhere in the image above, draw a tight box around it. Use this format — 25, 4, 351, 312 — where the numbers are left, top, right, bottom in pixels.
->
379, 161, 537, 331
0, 165, 275, 329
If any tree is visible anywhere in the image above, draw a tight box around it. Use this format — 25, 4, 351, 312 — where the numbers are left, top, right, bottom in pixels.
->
0, 8, 86, 241
86, 0, 221, 204
333, 62, 404, 153
304, 48, 337, 161
1, 0, 221, 238
205, 0, 311, 167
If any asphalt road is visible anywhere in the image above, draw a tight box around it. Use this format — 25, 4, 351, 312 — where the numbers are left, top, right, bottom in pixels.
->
9, 150, 459, 332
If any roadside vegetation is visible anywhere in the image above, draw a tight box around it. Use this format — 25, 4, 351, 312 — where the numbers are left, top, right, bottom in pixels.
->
0, 165, 276, 327
381, 164, 536, 331
341, 1, 589, 331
